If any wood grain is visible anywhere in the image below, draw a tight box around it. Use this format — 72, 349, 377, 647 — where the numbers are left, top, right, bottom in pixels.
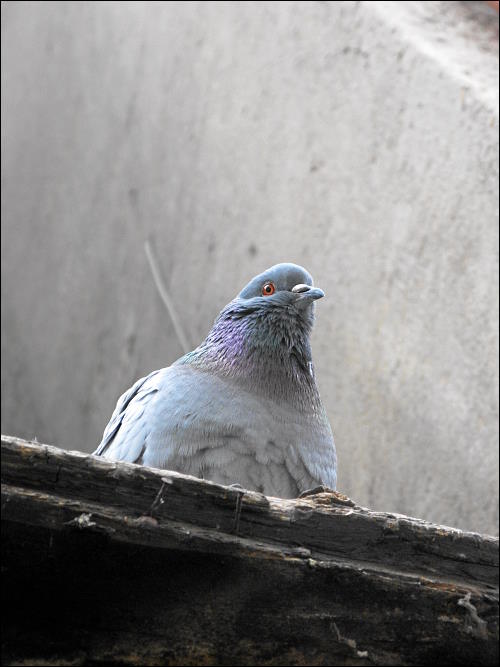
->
2, 435, 498, 666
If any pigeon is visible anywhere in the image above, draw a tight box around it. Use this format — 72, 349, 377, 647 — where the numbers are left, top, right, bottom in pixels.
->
94, 263, 337, 497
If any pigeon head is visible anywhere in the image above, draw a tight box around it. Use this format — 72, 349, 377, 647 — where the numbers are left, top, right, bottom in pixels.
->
183, 263, 326, 403
237, 263, 324, 313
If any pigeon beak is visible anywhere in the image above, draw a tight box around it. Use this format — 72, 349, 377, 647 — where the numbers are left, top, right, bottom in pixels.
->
291, 283, 325, 304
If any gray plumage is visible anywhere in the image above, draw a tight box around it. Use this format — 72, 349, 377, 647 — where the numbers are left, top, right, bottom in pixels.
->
94, 263, 337, 497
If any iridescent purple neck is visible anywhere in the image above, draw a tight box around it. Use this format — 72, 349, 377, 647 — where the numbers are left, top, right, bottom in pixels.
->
178, 300, 320, 406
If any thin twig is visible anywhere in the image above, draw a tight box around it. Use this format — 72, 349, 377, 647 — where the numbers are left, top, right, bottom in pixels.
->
149, 481, 167, 517
232, 490, 244, 535
144, 240, 191, 354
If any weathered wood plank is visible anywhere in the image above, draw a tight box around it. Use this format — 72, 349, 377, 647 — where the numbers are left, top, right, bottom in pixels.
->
2, 435, 497, 587
1, 435, 498, 666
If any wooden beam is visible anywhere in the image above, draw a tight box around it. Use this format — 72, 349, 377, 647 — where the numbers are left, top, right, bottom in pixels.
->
2, 435, 498, 666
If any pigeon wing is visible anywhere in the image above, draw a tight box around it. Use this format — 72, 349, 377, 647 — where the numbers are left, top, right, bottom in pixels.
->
94, 369, 162, 462
93, 365, 245, 471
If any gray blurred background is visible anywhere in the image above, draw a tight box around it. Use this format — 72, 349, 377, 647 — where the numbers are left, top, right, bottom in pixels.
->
1, 1, 499, 534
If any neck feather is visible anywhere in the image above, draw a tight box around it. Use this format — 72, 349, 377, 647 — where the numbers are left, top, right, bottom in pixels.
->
181, 302, 320, 407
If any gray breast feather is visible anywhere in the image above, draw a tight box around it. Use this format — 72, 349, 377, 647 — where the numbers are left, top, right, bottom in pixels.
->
94, 365, 336, 495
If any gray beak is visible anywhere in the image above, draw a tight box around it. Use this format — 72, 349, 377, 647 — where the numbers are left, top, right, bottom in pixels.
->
291, 283, 325, 303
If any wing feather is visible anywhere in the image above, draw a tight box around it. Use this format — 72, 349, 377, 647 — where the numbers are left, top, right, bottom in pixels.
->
93, 369, 162, 460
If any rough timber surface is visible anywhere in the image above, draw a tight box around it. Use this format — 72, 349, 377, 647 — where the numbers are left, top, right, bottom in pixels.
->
1, 435, 498, 666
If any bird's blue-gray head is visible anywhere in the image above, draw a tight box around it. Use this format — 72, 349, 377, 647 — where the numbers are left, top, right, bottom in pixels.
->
237, 263, 325, 315
183, 264, 325, 401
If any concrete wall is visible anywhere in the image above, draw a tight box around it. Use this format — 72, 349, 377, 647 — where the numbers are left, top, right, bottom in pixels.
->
2, 1, 498, 534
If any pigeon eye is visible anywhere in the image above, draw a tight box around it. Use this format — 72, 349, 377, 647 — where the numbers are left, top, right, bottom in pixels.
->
261, 282, 275, 296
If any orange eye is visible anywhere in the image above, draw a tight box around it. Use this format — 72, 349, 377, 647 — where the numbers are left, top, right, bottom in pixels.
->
261, 282, 275, 296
